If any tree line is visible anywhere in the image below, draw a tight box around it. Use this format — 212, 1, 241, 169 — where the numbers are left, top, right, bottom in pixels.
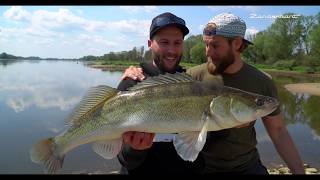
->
3, 12, 319, 73
81, 12, 320, 73
242, 12, 320, 73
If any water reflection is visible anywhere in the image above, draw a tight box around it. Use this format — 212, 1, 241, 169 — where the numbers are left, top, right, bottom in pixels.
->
0, 60, 121, 113
274, 74, 320, 138
0, 59, 21, 67
255, 72, 320, 168
0, 60, 123, 173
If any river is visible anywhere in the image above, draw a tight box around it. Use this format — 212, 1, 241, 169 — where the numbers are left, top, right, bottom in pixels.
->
0, 60, 319, 174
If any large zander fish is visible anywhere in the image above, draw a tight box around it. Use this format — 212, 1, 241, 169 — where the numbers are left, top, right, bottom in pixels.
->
30, 73, 278, 173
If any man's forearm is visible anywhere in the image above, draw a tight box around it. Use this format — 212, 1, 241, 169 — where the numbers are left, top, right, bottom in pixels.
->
268, 127, 305, 174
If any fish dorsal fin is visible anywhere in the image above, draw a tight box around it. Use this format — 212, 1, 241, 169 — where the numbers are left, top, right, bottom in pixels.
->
65, 85, 119, 127
127, 72, 194, 91
92, 138, 123, 159
173, 110, 209, 162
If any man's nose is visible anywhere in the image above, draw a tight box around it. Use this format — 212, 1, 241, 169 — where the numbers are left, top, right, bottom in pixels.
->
167, 45, 176, 54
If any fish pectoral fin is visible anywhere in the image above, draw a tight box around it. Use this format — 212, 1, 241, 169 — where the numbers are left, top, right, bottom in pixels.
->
173, 119, 209, 162
92, 138, 123, 159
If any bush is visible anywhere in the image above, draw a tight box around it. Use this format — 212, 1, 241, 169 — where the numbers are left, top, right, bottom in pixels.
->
272, 59, 295, 70
305, 67, 316, 74
292, 66, 308, 73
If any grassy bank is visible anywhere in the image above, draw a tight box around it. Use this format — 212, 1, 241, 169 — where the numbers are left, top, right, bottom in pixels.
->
84, 60, 199, 72
84, 60, 320, 77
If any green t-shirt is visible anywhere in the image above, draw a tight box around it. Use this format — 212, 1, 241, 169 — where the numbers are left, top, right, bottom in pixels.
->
187, 62, 281, 173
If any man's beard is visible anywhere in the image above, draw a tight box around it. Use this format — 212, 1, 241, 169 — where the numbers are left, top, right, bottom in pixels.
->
207, 49, 235, 75
153, 52, 182, 73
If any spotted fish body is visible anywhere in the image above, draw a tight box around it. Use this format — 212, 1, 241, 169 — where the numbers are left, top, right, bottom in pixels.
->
30, 73, 278, 173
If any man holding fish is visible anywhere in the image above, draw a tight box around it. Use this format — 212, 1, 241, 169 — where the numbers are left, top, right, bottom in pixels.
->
119, 12, 305, 174
29, 12, 304, 175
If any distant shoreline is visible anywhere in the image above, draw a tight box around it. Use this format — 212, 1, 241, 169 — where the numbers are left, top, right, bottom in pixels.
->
85, 61, 320, 77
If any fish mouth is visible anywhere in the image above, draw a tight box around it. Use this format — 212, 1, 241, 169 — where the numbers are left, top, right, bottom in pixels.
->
267, 101, 279, 114
271, 99, 279, 109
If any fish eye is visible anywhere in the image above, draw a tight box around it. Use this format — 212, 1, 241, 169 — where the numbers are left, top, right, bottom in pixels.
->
255, 98, 264, 106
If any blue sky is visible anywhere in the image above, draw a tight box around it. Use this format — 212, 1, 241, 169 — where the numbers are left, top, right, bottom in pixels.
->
0, 6, 319, 59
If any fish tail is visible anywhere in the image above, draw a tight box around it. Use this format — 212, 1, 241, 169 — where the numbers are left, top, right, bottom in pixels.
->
30, 137, 64, 174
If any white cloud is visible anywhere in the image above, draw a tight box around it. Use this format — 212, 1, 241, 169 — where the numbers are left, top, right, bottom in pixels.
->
31, 8, 88, 30
34, 38, 54, 46
3, 6, 31, 21
228, 6, 261, 13
245, 27, 259, 39
6, 95, 81, 113
1, 6, 152, 57
3, 7, 150, 39
198, 24, 205, 31
107, 19, 150, 37
77, 33, 118, 47
207, 6, 261, 13
119, 6, 158, 13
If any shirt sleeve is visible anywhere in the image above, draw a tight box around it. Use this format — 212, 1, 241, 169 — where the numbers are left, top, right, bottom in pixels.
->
117, 78, 138, 91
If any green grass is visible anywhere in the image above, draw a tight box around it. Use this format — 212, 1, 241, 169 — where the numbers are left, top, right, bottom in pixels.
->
100, 60, 140, 66
89, 60, 319, 74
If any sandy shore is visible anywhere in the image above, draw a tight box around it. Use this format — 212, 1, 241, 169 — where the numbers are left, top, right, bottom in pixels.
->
267, 164, 319, 175
89, 164, 319, 175
285, 83, 320, 96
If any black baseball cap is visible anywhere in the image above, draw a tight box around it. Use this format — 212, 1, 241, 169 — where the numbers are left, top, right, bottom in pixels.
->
149, 12, 189, 39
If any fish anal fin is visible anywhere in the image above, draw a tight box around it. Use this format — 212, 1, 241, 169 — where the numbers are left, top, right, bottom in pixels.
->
92, 138, 123, 159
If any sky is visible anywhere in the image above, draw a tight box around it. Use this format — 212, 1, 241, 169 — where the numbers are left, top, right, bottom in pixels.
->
0, 6, 319, 59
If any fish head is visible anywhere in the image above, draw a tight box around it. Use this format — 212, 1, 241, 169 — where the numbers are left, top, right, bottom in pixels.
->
228, 93, 279, 122
209, 92, 279, 124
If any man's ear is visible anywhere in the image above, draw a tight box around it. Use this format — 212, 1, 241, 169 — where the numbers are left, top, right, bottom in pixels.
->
148, 39, 152, 49
233, 37, 243, 51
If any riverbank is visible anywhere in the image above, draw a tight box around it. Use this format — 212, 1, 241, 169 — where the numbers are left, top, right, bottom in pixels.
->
267, 164, 319, 175
85, 61, 320, 77
94, 163, 319, 175
84, 61, 139, 72
263, 69, 320, 78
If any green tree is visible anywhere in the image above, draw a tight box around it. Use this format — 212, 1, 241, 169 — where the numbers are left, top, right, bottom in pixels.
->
309, 13, 320, 56
182, 35, 203, 63
242, 31, 268, 64
190, 42, 206, 63
301, 15, 316, 55
144, 49, 152, 62
266, 13, 300, 62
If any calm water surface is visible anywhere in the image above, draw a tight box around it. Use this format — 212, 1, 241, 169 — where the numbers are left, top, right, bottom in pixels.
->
0, 60, 319, 173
